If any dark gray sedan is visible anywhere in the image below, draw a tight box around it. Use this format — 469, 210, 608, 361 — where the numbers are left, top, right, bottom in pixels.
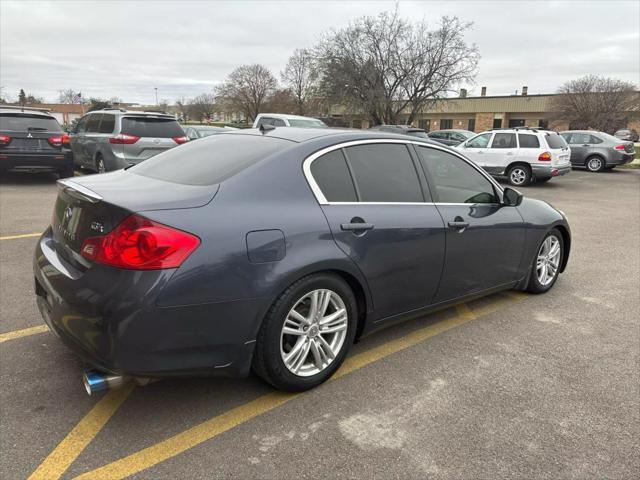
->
560, 130, 636, 172
33, 128, 571, 394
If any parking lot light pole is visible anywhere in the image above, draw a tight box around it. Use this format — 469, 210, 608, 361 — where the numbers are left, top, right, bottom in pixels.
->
154, 87, 158, 106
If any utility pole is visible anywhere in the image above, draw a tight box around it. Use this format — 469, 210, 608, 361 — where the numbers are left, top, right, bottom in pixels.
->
154, 87, 158, 105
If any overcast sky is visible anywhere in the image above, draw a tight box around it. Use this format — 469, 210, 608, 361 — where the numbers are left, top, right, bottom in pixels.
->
1, 0, 639, 104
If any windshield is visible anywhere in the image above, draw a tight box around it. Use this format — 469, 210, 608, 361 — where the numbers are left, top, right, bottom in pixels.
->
0, 113, 61, 132
131, 134, 291, 185
288, 118, 327, 128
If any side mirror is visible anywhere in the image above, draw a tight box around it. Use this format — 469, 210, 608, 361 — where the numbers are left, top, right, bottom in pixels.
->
502, 187, 523, 206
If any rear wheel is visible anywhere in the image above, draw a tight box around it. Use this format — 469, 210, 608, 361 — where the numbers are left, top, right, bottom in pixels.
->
526, 228, 564, 294
507, 165, 532, 186
252, 273, 357, 391
95, 155, 106, 174
585, 156, 605, 172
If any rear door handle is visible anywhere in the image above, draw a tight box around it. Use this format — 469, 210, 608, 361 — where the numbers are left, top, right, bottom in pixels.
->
341, 223, 374, 231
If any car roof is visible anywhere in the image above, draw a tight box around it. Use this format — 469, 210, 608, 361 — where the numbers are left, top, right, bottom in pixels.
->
0, 106, 54, 117
90, 109, 175, 118
189, 125, 226, 130
228, 127, 441, 145
256, 113, 323, 121
431, 129, 472, 133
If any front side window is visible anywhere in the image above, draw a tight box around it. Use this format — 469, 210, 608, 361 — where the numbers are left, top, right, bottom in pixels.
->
418, 147, 497, 204
272, 118, 286, 127
491, 133, 517, 148
85, 114, 102, 133
309, 150, 357, 202
75, 116, 88, 133
466, 133, 492, 148
344, 144, 424, 202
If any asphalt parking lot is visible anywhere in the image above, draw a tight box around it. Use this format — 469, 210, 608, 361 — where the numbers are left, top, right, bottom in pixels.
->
1, 168, 639, 479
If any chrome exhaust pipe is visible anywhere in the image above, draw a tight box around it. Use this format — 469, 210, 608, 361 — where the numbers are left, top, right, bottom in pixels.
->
82, 369, 129, 395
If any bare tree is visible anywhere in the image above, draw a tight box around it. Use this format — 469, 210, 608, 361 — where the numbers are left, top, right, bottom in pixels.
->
188, 93, 217, 122
316, 11, 479, 125
58, 89, 79, 104
216, 64, 277, 121
551, 75, 638, 133
281, 49, 318, 115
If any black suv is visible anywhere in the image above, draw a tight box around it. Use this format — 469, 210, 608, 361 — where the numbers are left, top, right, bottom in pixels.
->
0, 106, 74, 178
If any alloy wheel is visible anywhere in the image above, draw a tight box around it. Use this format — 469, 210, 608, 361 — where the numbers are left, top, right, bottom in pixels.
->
510, 168, 527, 185
280, 289, 348, 377
587, 157, 602, 172
536, 235, 561, 286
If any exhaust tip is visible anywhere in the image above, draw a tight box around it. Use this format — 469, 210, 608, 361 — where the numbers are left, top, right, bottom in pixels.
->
83, 369, 110, 396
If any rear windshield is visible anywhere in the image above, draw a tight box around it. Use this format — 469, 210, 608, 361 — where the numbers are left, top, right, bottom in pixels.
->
0, 113, 61, 132
288, 118, 327, 128
130, 134, 291, 185
545, 133, 568, 149
121, 117, 184, 138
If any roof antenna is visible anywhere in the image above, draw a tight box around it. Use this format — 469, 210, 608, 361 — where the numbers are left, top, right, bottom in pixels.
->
259, 123, 276, 134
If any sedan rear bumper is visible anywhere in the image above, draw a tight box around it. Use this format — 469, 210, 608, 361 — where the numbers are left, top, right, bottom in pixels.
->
33, 229, 261, 378
607, 152, 635, 165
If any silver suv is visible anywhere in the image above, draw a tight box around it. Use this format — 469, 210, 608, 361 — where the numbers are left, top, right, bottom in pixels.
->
70, 109, 186, 173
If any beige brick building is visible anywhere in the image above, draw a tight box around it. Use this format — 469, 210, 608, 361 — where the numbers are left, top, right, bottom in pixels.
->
331, 87, 640, 133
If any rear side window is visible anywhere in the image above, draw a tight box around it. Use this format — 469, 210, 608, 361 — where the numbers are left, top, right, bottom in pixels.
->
518, 134, 540, 148
98, 114, 115, 134
545, 133, 568, 149
121, 117, 183, 138
418, 147, 497, 204
0, 113, 61, 132
491, 133, 516, 148
131, 134, 290, 185
85, 114, 102, 133
344, 144, 424, 203
310, 150, 357, 202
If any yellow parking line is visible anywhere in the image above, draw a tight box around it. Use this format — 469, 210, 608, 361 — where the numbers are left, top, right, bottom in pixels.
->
28, 382, 136, 480
74, 298, 523, 480
0, 325, 49, 344
0, 232, 41, 241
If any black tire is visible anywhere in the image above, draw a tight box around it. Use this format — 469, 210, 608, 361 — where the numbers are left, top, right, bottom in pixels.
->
585, 156, 605, 172
252, 273, 357, 392
526, 228, 564, 294
507, 164, 532, 186
95, 155, 106, 174
58, 166, 75, 179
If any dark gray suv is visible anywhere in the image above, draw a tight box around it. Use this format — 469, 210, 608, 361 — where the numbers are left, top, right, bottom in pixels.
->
70, 109, 186, 173
560, 130, 636, 172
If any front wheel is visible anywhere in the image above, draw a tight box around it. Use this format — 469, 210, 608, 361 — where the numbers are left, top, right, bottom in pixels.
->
507, 165, 532, 186
526, 229, 564, 294
252, 273, 357, 391
585, 156, 605, 172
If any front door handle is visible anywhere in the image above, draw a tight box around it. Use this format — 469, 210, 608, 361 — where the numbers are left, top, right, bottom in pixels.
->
341, 222, 374, 231
448, 221, 469, 229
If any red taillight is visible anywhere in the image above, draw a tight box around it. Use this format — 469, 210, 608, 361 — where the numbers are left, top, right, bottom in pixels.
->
613, 144, 626, 151
538, 151, 551, 161
172, 135, 188, 144
109, 133, 140, 144
48, 133, 70, 146
0, 134, 11, 145
80, 215, 200, 270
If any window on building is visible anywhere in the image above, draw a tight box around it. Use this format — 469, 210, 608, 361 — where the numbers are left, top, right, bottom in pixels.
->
417, 147, 497, 204
492, 118, 502, 129
351, 119, 362, 129
440, 119, 453, 129
467, 118, 475, 132
418, 119, 430, 132
310, 150, 357, 202
539, 119, 549, 129
518, 134, 540, 148
344, 144, 424, 202
491, 133, 517, 148
508, 119, 525, 128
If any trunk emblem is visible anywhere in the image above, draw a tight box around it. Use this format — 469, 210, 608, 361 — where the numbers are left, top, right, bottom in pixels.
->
63, 207, 73, 222
90, 221, 104, 233
27, 133, 33, 138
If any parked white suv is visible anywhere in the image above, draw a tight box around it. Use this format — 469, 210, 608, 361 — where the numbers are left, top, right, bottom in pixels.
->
455, 127, 571, 186
253, 113, 327, 129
